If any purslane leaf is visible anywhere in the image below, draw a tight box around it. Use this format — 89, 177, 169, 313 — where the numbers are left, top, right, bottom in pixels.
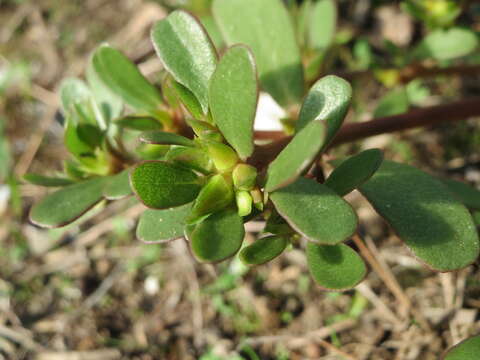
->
209, 45, 258, 160
59, 77, 92, 116
240, 235, 288, 265
307, 0, 337, 51
171, 80, 204, 120
103, 170, 132, 200
139, 130, 196, 147
270, 177, 358, 244
130, 161, 201, 209
325, 149, 383, 196
265, 121, 326, 192
212, 0, 304, 106
29, 177, 106, 228
23, 173, 74, 187
359, 161, 480, 271
114, 116, 163, 131
307, 242, 366, 290
151, 10, 217, 114
442, 178, 480, 211
137, 203, 192, 243
165, 146, 212, 174
442, 335, 480, 360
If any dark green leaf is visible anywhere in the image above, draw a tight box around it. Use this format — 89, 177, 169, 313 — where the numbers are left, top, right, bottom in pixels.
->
307, 242, 366, 290
64, 120, 95, 158
240, 235, 288, 265
442, 178, 480, 210
92, 45, 163, 113
296, 75, 352, 148
374, 88, 409, 118
137, 203, 192, 243
188, 208, 245, 262
307, 0, 337, 50
130, 161, 201, 209
359, 161, 480, 271
140, 130, 195, 147
325, 149, 383, 196
443, 335, 480, 360
209, 45, 258, 160
151, 10, 217, 114
212, 0, 304, 106
23, 173, 74, 187
270, 177, 357, 244
416, 27, 478, 61
103, 170, 132, 200
29, 177, 105, 228
114, 116, 163, 131
265, 121, 326, 192
171, 81, 204, 119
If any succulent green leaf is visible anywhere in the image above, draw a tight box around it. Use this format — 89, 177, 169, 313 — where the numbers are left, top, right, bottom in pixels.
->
23, 173, 74, 187
205, 141, 239, 172
188, 208, 245, 262
114, 116, 163, 131
374, 88, 409, 118
29, 177, 106, 228
137, 203, 192, 243
236, 190, 253, 217
232, 164, 257, 191
92, 45, 163, 113
359, 161, 480, 271
209, 45, 258, 160
171, 81, 204, 119
325, 149, 384, 196
442, 178, 480, 210
165, 146, 212, 174
212, 0, 304, 106
59, 78, 92, 115
103, 170, 132, 200
307, 0, 337, 50
64, 120, 96, 158
151, 10, 217, 114
443, 335, 480, 360
265, 121, 326, 192
130, 161, 201, 209
296, 75, 352, 148
140, 130, 195, 147
307, 242, 366, 290
240, 235, 288, 265
270, 177, 358, 244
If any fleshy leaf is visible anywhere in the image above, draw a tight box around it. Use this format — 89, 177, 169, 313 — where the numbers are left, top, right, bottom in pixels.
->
171, 81, 204, 119
151, 10, 217, 114
265, 121, 326, 192
270, 177, 357, 244
307, 0, 337, 50
130, 161, 201, 209
307, 242, 366, 290
29, 177, 105, 228
139, 130, 195, 147
296, 75, 352, 148
240, 235, 288, 265
325, 149, 383, 196
209, 45, 258, 160
92, 45, 163, 113
416, 27, 478, 61
165, 146, 212, 174
136, 203, 192, 243
103, 170, 132, 200
23, 173, 74, 187
59, 78, 93, 118
442, 178, 480, 211
443, 335, 480, 360
212, 0, 304, 106
114, 116, 163, 131
359, 161, 480, 271
205, 141, 239, 172
188, 208, 245, 262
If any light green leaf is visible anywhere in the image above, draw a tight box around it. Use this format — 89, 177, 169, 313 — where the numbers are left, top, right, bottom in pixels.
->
359, 161, 480, 271
212, 0, 304, 106
188, 208, 245, 262
29, 177, 105, 228
151, 10, 217, 114
114, 116, 163, 131
296, 75, 352, 148
270, 177, 357, 244
130, 161, 201, 209
23, 173, 74, 187
209, 45, 258, 160
307, 242, 366, 290
308, 0, 337, 50
137, 203, 192, 243
265, 121, 326, 192
171, 80, 204, 120
205, 141, 239, 172
325, 149, 383, 196
443, 335, 480, 360
442, 178, 480, 211
240, 235, 288, 265
165, 146, 212, 174
59, 78, 92, 115
92, 45, 163, 113
64, 120, 96, 158
140, 130, 195, 147
103, 170, 132, 200
374, 88, 409, 118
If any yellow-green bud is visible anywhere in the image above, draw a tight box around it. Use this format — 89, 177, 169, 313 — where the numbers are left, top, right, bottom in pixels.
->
205, 141, 239, 172
236, 190, 253, 217
232, 164, 257, 190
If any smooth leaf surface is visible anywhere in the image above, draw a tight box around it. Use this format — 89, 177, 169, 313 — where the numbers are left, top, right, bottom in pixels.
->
30, 177, 105, 228
443, 335, 480, 360
270, 177, 357, 244
92, 45, 163, 113
308, 0, 337, 50
103, 170, 132, 200
417, 27, 478, 61
240, 235, 288, 265
23, 173, 74, 187
296, 75, 352, 147
265, 121, 326, 192
307, 242, 366, 290
171, 81, 204, 119
442, 178, 480, 210
151, 10, 217, 114
165, 146, 212, 174
137, 203, 192, 243
140, 130, 195, 147
212, 0, 304, 106
114, 116, 163, 131
209, 45, 258, 160
359, 161, 480, 271
188, 208, 245, 262
325, 149, 383, 196
130, 161, 201, 209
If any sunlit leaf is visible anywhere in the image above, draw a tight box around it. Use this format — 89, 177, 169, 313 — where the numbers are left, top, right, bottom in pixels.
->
307, 0, 337, 50
240, 235, 288, 265
443, 335, 480, 360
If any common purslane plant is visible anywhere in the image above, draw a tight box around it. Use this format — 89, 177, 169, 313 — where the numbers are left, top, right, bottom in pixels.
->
26, 0, 480, 296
